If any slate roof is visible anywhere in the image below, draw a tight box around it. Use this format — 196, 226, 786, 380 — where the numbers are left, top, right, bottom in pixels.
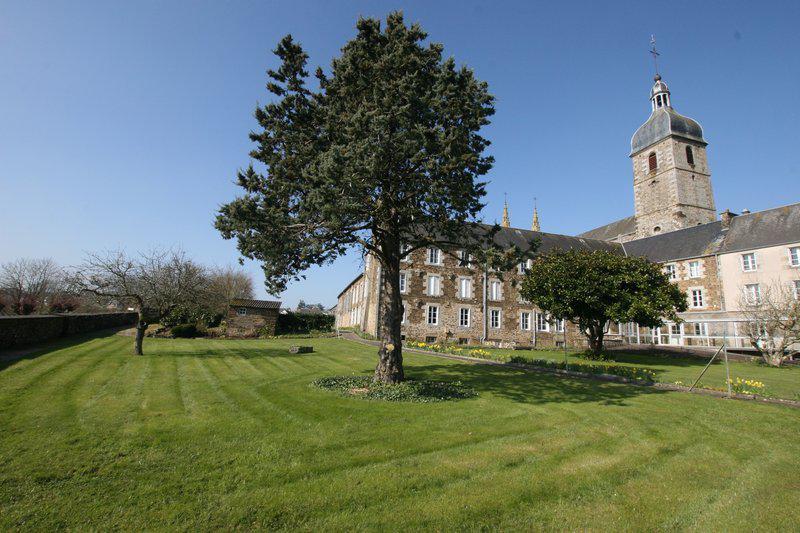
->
230, 298, 282, 310
577, 216, 637, 242
623, 221, 726, 262
488, 225, 622, 254
718, 203, 800, 254
623, 202, 800, 262
630, 106, 705, 155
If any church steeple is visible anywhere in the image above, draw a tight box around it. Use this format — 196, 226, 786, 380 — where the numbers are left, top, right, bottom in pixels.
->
531, 198, 540, 232
501, 195, 510, 228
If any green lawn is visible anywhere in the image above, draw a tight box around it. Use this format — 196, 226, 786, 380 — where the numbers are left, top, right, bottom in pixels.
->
477, 346, 800, 400
1, 334, 799, 530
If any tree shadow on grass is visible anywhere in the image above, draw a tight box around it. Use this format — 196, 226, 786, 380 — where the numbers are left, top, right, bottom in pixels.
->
383, 361, 669, 406
0, 327, 129, 372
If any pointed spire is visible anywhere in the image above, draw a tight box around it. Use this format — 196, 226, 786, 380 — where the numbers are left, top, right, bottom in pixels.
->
501, 194, 510, 228
531, 197, 540, 232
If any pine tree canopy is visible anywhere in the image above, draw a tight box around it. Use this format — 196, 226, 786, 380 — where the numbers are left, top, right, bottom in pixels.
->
215, 12, 496, 294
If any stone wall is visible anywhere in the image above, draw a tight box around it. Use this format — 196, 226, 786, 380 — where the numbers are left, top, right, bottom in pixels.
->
0, 312, 138, 350
226, 307, 278, 337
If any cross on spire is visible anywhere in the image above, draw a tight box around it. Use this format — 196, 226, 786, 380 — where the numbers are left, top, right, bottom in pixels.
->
650, 35, 660, 78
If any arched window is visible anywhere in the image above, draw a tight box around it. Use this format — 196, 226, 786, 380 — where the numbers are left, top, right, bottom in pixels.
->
648, 152, 657, 172
685, 145, 695, 166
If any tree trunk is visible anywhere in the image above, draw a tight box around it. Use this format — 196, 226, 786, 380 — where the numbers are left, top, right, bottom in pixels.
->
134, 312, 146, 356
373, 251, 404, 384
588, 324, 604, 355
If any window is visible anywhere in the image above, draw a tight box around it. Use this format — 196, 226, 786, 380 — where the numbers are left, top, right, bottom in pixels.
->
427, 305, 439, 325
425, 336, 437, 343
520, 311, 531, 331
793, 280, 800, 300
648, 152, 657, 172
426, 247, 441, 265
688, 261, 700, 278
693, 322, 708, 336
670, 323, 681, 335
489, 280, 502, 301
664, 264, 677, 280
536, 313, 550, 332
744, 284, 761, 305
789, 247, 800, 267
741, 253, 757, 272
459, 307, 471, 327
457, 337, 469, 345
401, 243, 412, 262
399, 272, 407, 293
457, 250, 471, 267
690, 289, 704, 308
518, 259, 532, 275
426, 275, 441, 296
401, 304, 406, 324
458, 277, 472, 299
237, 308, 247, 316
555, 319, 565, 333
686, 145, 695, 166
490, 309, 501, 329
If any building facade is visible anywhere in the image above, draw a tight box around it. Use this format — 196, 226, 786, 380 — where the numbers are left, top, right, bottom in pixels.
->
336, 73, 800, 350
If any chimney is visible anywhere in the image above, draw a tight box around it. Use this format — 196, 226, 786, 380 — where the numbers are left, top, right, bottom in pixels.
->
720, 209, 736, 229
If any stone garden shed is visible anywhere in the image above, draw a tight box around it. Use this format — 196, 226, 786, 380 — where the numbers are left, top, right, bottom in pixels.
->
226, 298, 282, 337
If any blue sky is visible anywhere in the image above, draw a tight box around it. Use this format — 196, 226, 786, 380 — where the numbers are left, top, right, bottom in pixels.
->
2, 0, 799, 308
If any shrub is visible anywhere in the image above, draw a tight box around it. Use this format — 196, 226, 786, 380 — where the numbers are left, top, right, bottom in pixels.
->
276, 311, 334, 335
312, 376, 476, 403
171, 323, 199, 338
579, 350, 613, 362
508, 355, 656, 382
162, 304, 222, 328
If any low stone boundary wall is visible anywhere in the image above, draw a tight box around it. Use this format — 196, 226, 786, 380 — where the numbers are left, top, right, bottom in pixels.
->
0, 313, 138, 350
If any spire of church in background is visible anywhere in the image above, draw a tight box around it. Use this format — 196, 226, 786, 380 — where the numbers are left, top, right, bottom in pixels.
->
501, 195, 510, 228
531, 197, 540, 232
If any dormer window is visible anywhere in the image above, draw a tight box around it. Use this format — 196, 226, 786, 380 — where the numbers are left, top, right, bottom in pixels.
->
648, 152, 657, 172
686, 146, 695, 166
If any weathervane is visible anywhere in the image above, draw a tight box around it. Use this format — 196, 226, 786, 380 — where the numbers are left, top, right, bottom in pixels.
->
650, 35, 660, 77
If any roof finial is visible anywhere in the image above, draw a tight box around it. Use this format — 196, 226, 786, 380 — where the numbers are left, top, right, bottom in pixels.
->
531, 197, 540, 232
501, 194, 510, 228
650, 35, 661, 80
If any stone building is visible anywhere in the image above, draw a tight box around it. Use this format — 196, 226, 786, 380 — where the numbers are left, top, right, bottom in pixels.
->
336, 72, 800, 350
226, 298, 281, 337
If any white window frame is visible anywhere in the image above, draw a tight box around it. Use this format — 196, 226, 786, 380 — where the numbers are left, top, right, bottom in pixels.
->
399, 271, 408, 294
692, 322, 708, 336
458, 277, 472, 299
426, 275, 441, 297
237, 308, 247, 316
459, 307, 471, 328
555, 318, 565, 333
664, 263, 677, 280
520, 311, 531, 331
401, 303, 406, 324
744, 283, 761, 305
489, 309, 501, 329
536, 312, 550, 332
688, 261, 701, 278
789, 247, 800, 267
690, 288, 704, 308
400, 243, 412, 262
457, 250, 471, 267
426, 247, 442, 265
741, 252, 757, 272
427, 305, 439, 326
489, 280, 502, 301
793, 280, 800, 300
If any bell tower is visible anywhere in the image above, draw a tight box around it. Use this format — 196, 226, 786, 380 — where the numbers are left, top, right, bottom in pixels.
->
629, 52, 716, 238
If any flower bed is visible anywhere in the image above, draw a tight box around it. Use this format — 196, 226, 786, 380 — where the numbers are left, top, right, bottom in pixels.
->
312, 376, 477, 403
404, 341, 656, 383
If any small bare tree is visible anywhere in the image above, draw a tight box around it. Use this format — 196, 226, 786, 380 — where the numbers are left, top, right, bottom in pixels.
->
71, 249, 207, 355
0, 258, 63, 314
738, 282, 800, 367
205, 266, 254, 314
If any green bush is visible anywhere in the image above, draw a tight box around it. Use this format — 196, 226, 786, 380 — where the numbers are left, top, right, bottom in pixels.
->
579, 350, 613, 362
276, 312, 334, 335
171, 323, 199, 338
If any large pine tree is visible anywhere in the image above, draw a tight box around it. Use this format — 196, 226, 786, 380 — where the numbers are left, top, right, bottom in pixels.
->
216, 12, 495, 382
